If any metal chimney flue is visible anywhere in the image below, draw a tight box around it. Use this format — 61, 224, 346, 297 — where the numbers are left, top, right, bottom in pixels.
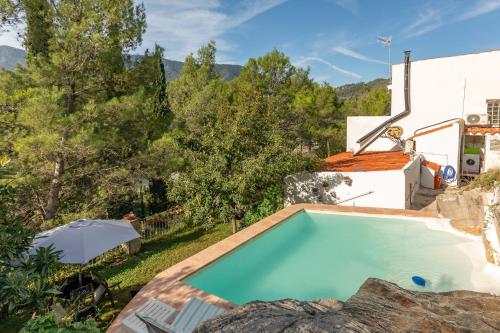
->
353, 50, 412, 155
403, 51, 411, 113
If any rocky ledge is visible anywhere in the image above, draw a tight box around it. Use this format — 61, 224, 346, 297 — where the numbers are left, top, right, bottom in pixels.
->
195, 278, 500, 333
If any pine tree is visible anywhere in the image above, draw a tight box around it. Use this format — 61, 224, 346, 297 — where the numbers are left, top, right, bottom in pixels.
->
6, 0, 146, 221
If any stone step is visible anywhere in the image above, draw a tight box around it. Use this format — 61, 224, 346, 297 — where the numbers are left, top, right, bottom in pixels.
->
411, 188, 443, 212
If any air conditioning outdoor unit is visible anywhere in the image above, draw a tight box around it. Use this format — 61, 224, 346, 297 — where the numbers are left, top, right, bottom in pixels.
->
462, 154, 480, 174
465, 114, 489, 126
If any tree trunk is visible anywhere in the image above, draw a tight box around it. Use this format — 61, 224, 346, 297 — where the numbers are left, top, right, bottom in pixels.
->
232, 206, 245, 234
44, 81, 74, 220
44, 153, 64, 220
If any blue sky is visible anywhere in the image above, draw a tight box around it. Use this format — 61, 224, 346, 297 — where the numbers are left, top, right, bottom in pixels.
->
2, 0, 500, 86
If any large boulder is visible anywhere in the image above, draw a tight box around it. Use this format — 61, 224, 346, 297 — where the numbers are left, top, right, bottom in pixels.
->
436, 188, 487, 235
195, 278, 500, 333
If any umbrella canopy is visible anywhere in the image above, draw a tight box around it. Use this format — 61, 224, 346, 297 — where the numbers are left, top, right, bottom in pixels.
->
32, 219, 140, 264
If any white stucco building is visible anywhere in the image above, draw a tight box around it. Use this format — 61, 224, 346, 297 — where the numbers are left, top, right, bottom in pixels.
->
285, 50, 500, 210
348, 49, 500, 179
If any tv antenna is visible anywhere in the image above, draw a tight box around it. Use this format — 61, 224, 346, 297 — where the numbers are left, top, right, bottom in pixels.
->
377, 36, 392, 82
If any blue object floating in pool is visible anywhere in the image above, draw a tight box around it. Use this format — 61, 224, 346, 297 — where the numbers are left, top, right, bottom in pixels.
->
412, 276, 426, 287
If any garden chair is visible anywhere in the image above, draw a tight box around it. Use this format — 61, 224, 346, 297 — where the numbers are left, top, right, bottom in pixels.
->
121, 298, 176, 333
51, 292, 97, 322
90, 270, 122, 307
131, 297, 225, 333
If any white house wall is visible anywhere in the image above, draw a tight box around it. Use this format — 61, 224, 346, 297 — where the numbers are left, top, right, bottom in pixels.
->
346, 50, 500, 156
403, 157, 422, 209
346, 116, 397, 152
413, 122, 462, 185
346, 51, 500, 179
391, 50, 500, 133
284, 158, 421, 209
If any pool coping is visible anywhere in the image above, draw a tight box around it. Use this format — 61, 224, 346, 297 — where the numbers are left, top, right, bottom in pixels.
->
106, 204, 441, 333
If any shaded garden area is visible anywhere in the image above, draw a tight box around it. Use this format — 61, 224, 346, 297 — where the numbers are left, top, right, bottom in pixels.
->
0, 221, 232, 332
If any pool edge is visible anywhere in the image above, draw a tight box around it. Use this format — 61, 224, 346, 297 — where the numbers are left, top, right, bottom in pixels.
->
106, 204, 442, 333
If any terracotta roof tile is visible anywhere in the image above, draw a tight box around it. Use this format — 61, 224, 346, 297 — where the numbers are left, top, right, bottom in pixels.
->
422, 160, 441, 172
321, 151, 410, 172
465, 127, 500, 135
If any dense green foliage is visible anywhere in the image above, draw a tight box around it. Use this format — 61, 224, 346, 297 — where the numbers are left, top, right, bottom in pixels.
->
165, 46, 348, 228
21, 312, 100, 333
339, 88, 390, 116
0, 0, 175, 225
0, 159, 62, 315
0, 220, 62, 317
0, 0, 391, 228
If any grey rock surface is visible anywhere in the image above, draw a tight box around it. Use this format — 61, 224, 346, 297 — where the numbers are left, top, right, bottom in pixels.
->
195, 278, 500, 333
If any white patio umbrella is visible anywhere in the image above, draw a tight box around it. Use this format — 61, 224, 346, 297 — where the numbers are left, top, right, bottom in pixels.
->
32, 219, 140, 284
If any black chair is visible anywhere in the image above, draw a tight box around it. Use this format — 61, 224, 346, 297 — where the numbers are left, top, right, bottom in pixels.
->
55, 284, 98, 321
60, 274, 96, 300
90, 271, 122, 307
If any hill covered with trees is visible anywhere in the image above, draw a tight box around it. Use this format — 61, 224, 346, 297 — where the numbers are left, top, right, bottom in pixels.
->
336, 78, 389, 100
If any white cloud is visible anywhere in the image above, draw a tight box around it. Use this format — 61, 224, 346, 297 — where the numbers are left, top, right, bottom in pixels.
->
333, 46, 386, 65
294, 56, 361, 79
0, 0, 287, 61
144, 0, 220, 11
333, 0, 359, 15
142, 0, 287, 61
458, 0, 500, 20
404, 0, 500, 38
403, 8, 443, 38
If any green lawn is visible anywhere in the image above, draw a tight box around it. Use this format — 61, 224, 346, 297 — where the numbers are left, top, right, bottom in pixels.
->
0, 222, 233, 333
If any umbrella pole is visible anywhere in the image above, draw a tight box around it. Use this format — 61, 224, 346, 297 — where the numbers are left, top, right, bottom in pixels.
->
79, 266, 82, 287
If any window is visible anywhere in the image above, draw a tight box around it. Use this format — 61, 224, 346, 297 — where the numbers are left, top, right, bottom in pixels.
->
487, 100, 500, 126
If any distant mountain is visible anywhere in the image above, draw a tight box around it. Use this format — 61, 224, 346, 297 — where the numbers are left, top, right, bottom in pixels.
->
161, 58, 241, 81
0, 45, 26, 69
0, 45, 241, 81
2, 45, 390, 90
336, 78, 389, 100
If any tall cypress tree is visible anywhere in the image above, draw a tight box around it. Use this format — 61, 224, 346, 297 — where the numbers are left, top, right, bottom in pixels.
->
23, 0, 52, 63
152, 44, 168, 117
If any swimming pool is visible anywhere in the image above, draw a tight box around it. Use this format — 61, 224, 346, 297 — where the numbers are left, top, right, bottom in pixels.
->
185, 210, 498, 304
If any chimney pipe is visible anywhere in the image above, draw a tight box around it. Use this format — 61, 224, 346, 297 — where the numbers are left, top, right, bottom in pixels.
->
353, 51, 412, 154
403, 51, 411, 113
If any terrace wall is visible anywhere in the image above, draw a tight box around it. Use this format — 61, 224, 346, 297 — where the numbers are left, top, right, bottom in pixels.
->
284, 157, 421, 210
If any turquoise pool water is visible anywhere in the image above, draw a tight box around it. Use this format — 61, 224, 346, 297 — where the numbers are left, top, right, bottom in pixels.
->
184, 211, 480, 304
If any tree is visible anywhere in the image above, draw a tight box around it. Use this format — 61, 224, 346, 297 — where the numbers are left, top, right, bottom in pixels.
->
340, 87, 390, 117
3, 0, 149, 222
359, 88, 390, 116
292, 81, 344, 157
168, 46, 316, 231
